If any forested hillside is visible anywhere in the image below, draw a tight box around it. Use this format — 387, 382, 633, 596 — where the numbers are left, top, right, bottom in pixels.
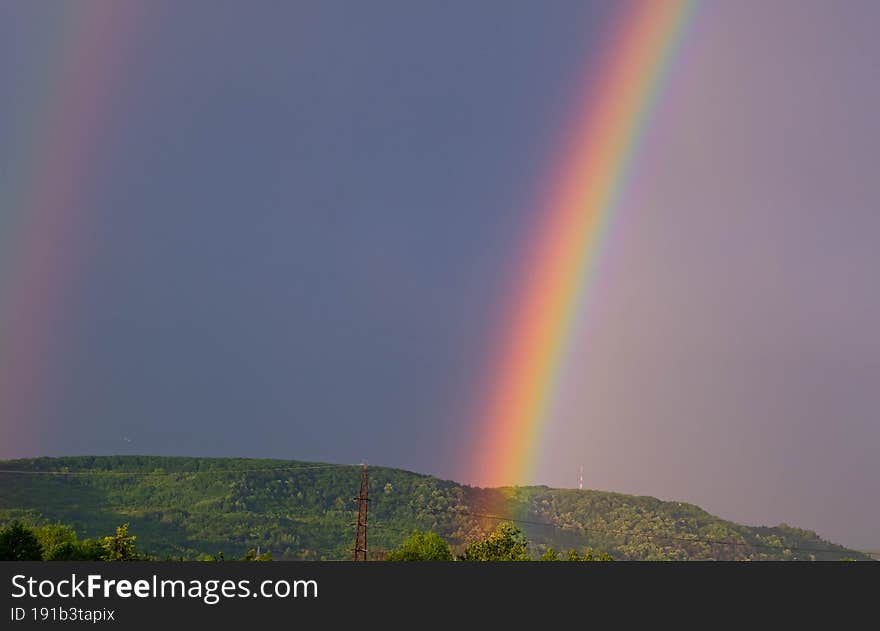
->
0, 456, 867, 560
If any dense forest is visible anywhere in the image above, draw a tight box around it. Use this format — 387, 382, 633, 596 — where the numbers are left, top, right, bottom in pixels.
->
0, 456, 869, 561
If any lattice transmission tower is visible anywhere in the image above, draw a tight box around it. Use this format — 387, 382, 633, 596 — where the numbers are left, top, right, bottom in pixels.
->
352, 464, 370, 561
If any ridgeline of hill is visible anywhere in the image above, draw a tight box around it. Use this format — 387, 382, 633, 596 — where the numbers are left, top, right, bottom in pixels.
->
0, 456, 868, 561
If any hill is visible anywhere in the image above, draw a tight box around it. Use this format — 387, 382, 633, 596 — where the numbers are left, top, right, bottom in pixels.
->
0, 456, 868, 560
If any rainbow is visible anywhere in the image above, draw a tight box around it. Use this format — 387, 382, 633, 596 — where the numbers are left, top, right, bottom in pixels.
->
0, 4, 144, 457
468, 0, 699, 487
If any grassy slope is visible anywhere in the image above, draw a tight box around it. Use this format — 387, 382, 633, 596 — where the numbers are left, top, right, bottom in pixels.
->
0, 455, 869, 560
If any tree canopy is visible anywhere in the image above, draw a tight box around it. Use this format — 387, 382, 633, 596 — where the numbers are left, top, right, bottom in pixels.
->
0, 521, 137, 561
386, 530, 453, 561
0, 521, 43, 561
0, 456, 867, 560
459, 524, 531, 561
101, 524, 139, 561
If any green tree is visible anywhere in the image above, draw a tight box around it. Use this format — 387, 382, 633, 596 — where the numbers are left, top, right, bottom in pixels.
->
0, 521, 43, 560
241, 548, 272, 561
459, 523, 530, 561
540, 546, 614, 562
35, 524, 77, 560
101, 524, 138, 561
44, 537, 105, 561
540, 547, 561, 561
581, 548, 614, 561
386, 531, 453, 561
31, 524, 111, 561
569, 547, 613, 561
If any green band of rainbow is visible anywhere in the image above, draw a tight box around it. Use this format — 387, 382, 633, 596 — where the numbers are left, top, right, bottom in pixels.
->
0, 3, 144, 456
468, 0, 699, 487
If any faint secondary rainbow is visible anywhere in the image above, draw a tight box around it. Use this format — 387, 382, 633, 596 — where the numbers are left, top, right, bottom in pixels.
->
0, 3, 144, 457
469, 0, 699, 487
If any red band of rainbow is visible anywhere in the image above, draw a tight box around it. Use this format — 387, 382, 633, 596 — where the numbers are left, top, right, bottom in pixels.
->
468, 0, 699, 487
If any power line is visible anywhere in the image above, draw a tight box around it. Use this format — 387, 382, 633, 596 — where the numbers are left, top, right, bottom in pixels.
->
0, 465, 866, 558
0, 463, 350, 477
369, 523, 412, 534
371, 511, 863, 558
415, 506, 862, 558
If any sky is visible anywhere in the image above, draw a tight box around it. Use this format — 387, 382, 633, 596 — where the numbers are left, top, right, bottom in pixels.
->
0, 1, 878, 550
